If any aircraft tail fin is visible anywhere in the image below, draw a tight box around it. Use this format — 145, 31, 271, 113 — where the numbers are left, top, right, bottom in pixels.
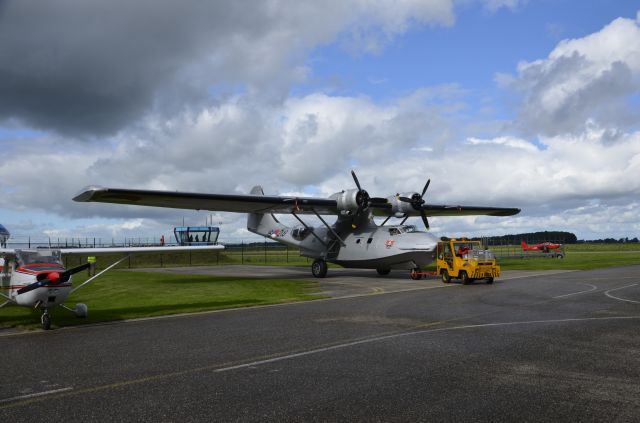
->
521, 241, 528, 249
247, 186, 287, 239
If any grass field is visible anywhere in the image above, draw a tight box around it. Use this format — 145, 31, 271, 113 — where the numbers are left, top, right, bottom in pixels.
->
2, 243, 638, 330
0, 271, 321, 330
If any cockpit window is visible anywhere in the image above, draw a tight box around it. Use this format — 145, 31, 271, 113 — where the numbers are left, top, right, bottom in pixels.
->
16, 250, 63, 266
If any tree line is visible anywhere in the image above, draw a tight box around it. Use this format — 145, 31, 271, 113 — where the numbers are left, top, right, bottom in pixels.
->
475, 231, 639, 244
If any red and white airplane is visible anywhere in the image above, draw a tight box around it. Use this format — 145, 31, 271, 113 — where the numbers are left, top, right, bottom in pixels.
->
521, 241, 562, 253
1, 243, 223, 330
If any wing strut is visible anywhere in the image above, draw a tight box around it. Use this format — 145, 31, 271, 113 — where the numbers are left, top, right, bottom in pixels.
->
291, 212, 327, 247
313, 210, 346, 247
70, 254, 131, 294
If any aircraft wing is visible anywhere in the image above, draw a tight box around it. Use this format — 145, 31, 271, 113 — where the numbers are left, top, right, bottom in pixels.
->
1, 246, 223, 256
58, 245, 224, 254
372, 204, 520, 217
0, 248, 16, 257
74, 186, 338, 215
420, 204, 519, 217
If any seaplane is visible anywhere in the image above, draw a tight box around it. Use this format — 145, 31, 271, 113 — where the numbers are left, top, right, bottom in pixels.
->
74, 170, 520, 279
1, 241, 223, 330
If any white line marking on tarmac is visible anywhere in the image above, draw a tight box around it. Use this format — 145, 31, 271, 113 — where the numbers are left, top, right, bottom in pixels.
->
213, 315, 640, 373
501, 270, 577, 281
0, 387, 73, 404
605, 284, 639, 304
553, 283, 598, 298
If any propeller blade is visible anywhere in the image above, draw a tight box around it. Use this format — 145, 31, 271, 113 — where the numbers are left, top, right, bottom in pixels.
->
421, 179, 431, 197
351, 170, 362, 191
420, 210, 430, 230
17, 279, 50, 295
64, 263, 91, 276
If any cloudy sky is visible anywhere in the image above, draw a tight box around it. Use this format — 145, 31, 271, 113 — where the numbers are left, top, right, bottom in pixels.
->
1, 0, 639, 243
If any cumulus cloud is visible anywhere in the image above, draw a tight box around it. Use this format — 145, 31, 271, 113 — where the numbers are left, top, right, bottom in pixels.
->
2, 84, 639, 240
2, 4, 639, 242
482, 0, 527, 13
503, 14, 640, 136
0, 0, 454, 137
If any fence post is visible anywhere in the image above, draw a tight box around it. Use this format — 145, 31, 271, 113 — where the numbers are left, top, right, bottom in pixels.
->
241, 241, 244, 264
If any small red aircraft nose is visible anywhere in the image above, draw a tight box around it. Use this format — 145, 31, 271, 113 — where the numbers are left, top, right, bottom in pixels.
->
47, 271, 61, 284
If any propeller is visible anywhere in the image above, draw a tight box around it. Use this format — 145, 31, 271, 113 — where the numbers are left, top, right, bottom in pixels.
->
350, 170, 387, 229
17, 263, 91, 295
398, 179, 431, 230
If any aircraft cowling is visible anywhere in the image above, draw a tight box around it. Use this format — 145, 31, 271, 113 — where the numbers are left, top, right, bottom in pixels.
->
387, 194, 419, 215
331, 189, 362, 213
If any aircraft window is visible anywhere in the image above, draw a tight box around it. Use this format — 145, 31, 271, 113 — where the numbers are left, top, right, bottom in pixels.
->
16, 250, 63, 266
356, 239, 361, 244
388, 228, 400, 236
401, 225, 416, 233
367, 238, 373, 244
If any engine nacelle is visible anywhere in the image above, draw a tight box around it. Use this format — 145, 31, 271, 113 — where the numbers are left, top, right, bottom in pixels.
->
330, 189, 361, 213
386, 193, 420, 215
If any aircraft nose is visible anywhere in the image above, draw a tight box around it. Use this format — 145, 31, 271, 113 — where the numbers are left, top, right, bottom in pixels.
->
47, 272, 61, 284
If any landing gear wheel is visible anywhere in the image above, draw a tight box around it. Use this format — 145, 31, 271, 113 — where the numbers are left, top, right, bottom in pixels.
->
441, 270, 451, 283
376, 268, 390, 276
410, 268, 422, 280
460, 271, 471, 285
486, 277, 494, 284
75, 303, 88, 318
311, 259, 328, 278
41, 310, 51, 330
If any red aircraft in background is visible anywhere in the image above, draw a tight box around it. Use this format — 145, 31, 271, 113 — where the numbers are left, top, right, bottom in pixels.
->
521, 241, 562, 253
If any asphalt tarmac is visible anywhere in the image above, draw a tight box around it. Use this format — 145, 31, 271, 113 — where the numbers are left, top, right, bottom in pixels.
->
1, 265, 639, 422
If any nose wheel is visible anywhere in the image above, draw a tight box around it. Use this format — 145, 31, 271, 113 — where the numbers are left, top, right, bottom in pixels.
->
41, 309, 51, 330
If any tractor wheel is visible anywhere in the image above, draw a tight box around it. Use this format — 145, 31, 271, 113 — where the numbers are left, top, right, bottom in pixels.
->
311, 259, 328, 278
486, 277, 494, 284
441, 270, 451, 284
460, 271, 471, 285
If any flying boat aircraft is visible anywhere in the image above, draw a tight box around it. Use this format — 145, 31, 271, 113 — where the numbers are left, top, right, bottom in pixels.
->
1, 244, 224, 330
74, 171, 520, 279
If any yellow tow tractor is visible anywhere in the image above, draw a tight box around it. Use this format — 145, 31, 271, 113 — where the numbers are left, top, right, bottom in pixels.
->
436, 239, 500, 285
